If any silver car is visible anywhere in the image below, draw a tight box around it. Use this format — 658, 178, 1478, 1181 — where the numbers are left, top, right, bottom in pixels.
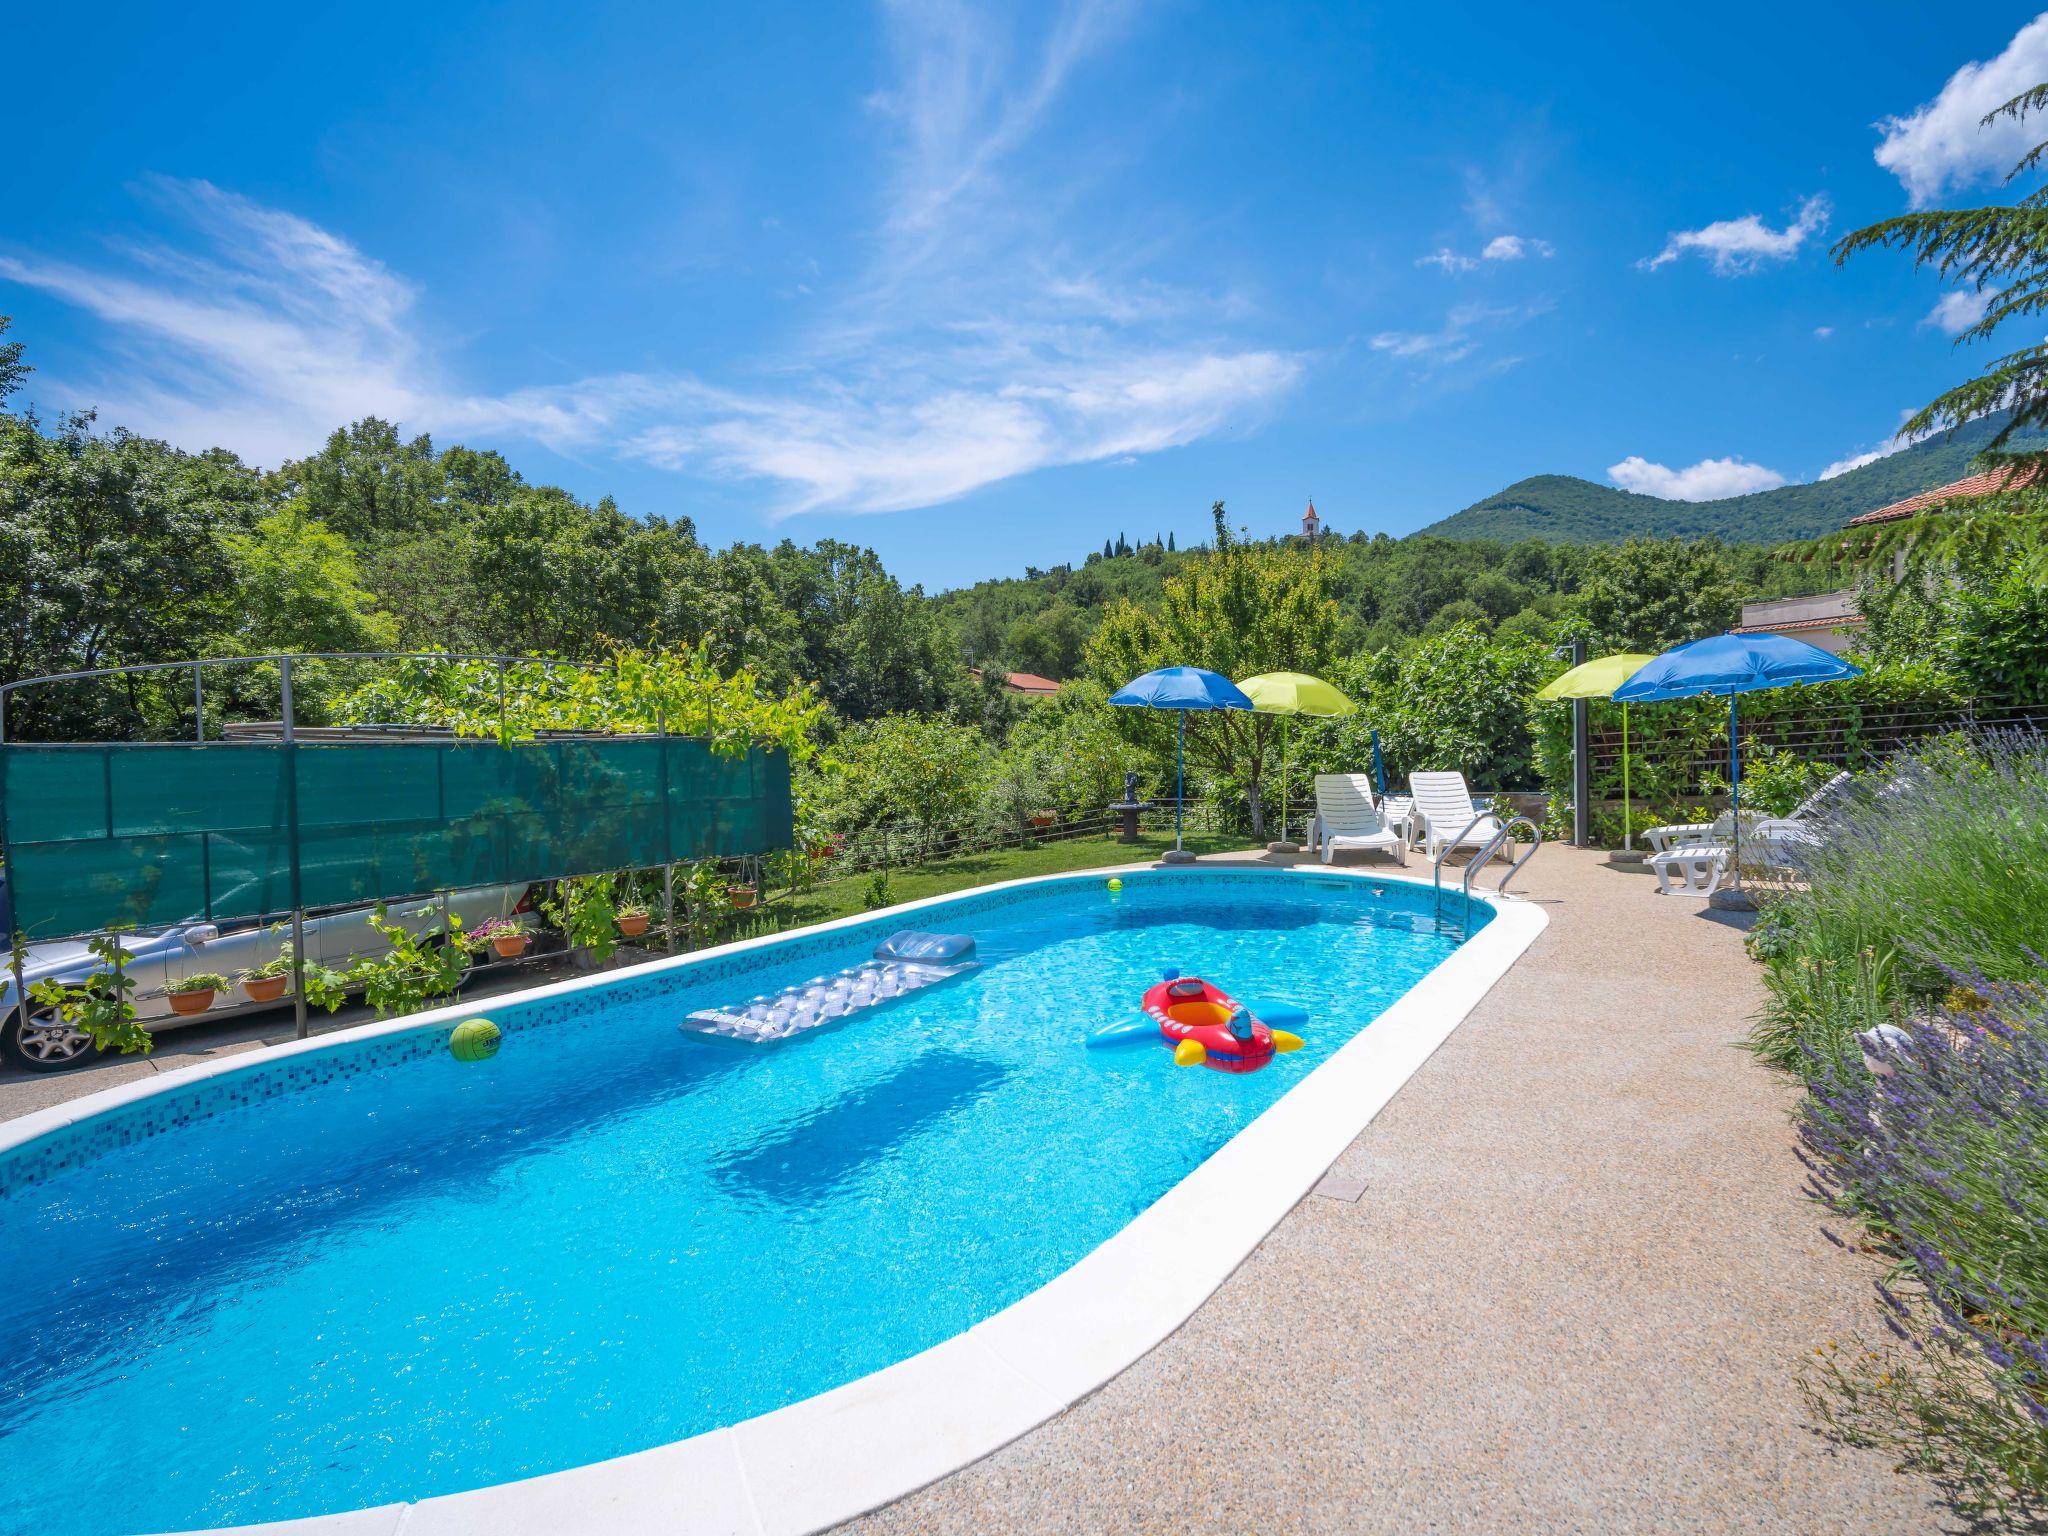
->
2, 884, 534, 1073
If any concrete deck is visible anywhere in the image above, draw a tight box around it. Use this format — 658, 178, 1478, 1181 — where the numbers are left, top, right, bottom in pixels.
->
842, 845, 1946, 1535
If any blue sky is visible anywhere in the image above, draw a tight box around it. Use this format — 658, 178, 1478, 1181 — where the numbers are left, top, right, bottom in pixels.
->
4, 2, 2045, 588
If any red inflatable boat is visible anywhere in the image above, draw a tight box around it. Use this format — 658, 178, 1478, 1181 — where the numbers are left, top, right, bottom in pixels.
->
1140, 976, 1277, 1072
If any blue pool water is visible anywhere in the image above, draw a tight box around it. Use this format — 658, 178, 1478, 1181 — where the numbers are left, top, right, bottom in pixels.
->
0, 870, 1482, 1534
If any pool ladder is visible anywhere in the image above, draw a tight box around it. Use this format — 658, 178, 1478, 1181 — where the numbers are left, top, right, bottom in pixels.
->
1432, 813, 1542, 933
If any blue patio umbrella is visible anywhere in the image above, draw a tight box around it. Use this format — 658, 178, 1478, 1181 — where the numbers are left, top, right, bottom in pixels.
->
1109, 666, 1254, 862
1613, 633, 1860, 884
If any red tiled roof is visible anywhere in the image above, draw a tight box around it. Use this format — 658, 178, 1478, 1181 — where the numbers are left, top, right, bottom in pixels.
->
1730, 614, 1865, 635
967, 667, 1061, 696
1845, 464, 2041, 527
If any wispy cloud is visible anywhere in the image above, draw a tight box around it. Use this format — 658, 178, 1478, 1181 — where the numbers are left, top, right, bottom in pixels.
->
1875, 15, 2048, 207
1608, 454, 1787, 499
1415, 234, 1552, 273
1371, 303, 1512, 366
1415, 248, 1478, 274
1639, 195, 1831, 276
1923, 287, 1993, 336
1480, 234, 1552, 261
0, 1, 1302, 517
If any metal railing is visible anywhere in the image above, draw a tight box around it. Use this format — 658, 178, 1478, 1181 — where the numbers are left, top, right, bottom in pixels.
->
1433, 812, 1542, 926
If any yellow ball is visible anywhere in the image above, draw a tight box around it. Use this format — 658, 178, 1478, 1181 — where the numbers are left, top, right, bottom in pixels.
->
449, 1018, 501, 1062
1107, 878, 1122, 891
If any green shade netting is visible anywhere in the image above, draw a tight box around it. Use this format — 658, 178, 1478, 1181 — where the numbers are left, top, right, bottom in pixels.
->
1, 737, 793, 939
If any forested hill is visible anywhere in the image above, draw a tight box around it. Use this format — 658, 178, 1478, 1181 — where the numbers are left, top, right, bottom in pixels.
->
1420, 416, 2025, 544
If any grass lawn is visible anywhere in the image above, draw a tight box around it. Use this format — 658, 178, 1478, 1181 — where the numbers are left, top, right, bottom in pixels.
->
768, 829, 1256, 929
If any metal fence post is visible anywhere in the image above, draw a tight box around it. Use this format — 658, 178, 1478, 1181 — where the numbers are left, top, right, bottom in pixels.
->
1569, 638, 1590, 848
194, 664, 205, 743
281, 656, 309, 1041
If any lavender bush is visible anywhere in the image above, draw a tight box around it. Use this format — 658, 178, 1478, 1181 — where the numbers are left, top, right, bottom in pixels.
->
1759, 729, 2048, 1513
1749, 730, 2048, 1071
1796, 979, 2048, 1515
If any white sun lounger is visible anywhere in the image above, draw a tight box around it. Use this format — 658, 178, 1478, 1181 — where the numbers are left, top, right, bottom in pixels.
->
1649, 843, 1730, 896
1310, 774, 1407, 866
1408, 771, 1505, 863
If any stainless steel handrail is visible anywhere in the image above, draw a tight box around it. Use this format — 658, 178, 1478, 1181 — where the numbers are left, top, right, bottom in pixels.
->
1431, 810, 1493, 922
1463, 816, 1542, 904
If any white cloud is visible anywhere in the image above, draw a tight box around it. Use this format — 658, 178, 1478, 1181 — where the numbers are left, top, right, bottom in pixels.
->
1607, 454, 1788, 500
1814, 325, 1835, 338
1416, 248, 1479, 273
1640, 195, 1831, 276
1923, 287, 1993, 336
0, 3, 1305, 517
1416, 234, 1552, 272
1819, 414, 1939, 480
1371, 302, 1521, 367
1875, 15, 2048, 206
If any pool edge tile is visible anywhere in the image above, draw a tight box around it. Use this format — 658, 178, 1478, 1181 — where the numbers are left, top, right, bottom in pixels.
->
201, 1500, 408, 1536
399, 1427, 758, 1536
731, 1332, 1062, 1536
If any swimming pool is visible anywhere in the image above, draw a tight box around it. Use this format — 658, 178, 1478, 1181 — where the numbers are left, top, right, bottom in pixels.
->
0, 866, 1539, 1535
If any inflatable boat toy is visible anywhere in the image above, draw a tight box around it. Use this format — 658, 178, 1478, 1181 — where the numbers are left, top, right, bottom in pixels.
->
679, 931, 976, 1046
1088, 971, 1304, 1071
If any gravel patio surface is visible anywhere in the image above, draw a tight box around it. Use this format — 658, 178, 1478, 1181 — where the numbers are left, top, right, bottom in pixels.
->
842, 844, 1948, 1536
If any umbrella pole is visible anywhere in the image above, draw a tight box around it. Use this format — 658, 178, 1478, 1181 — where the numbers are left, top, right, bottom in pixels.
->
1175, 711, 1186, 855
1281, 718, 1289, 848
1728, 692, 1740, 887
1622, 703, 1632, 850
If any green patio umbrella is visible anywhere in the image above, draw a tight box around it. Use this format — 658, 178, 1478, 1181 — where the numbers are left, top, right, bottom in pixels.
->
1237, 672, 1357, 855
1536, 654, 1654, 848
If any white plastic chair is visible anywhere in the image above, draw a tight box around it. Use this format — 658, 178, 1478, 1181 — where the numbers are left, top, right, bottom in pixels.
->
1649, 843, 1730, 896
1407, 771, 1505, 863
1310, 774, 1408, 866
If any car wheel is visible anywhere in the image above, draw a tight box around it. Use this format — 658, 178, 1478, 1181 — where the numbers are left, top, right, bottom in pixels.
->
2, 1004, 104, 1073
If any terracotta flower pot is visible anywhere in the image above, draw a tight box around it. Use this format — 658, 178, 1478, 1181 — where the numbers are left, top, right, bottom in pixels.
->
491, 934, 529, 960
241, 974, 289, 1004
167, 989, 216, 1017
617, 912, 651, 939
729, 885, 758, 910
1029, 813, 1056, 828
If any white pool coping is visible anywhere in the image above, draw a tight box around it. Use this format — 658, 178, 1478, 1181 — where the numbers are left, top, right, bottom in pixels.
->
2, 861, 1546, 1536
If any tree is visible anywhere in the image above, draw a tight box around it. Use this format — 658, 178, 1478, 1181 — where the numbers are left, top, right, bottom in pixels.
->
222, 506, 397, 654
1834, 84, 2048, 469
1300, 625, 1559, 790
0, 406, 264, 737
1167, 531, 1176, 552
1568, 538, 1741, 651
1953, 552, 2048, 700
765, 540, 966, 719
0, 316, 26, 406
1085, 502, 1341, 836
270, 418, 448, 542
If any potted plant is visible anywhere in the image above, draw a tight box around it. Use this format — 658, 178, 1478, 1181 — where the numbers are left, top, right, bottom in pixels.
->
474, 918, 530, 960
616, 904, 652, 939
239, 955, 293, 1004
1029, 810, 1057, 829
166, 973, 230, 1016
728, 882, 758, 910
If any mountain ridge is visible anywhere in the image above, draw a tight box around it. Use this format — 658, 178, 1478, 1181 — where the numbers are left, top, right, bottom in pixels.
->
1418, 417, 2026, 544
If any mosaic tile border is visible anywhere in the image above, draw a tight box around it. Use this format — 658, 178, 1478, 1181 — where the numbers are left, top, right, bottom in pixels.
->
0, 866, 1490, 1195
